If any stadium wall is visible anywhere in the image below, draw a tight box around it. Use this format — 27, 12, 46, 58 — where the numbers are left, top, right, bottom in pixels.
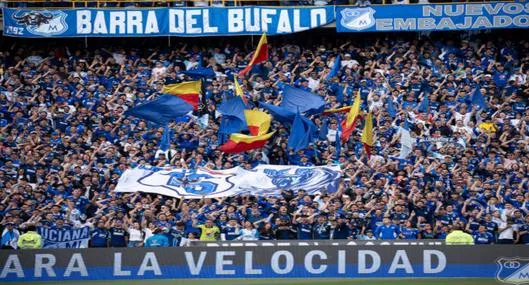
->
0, 241, 524, 282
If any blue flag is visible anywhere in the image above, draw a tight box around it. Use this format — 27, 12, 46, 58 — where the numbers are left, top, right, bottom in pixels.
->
335, 124, 342, 161
387, 98, 397, 118
417, 94, 429, 113
260, 102, 296, 123
183, 67, 216, 79
288, 112, 316, 152
159, 125, 171, 151
126, 95, 194, 125
218, 97, 248, 134
319, 118, 329, 140
326, 55, 341, 80
471, 87, 487, 110
280, 85, 325, 115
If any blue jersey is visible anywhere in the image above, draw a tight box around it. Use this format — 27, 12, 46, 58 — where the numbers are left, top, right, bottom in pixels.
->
313, 223, 331, 240
296, 223, 313, 240
473, 232, 494, 244
222, 226, 241, 241
518, 224, 529, 244
109, 228, 127, 247
90, 228, 109, 247
400, 227, 419, 239
374, 224, 400, 240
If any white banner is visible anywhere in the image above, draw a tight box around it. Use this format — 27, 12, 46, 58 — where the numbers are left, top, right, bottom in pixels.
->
115, 165, 342, 199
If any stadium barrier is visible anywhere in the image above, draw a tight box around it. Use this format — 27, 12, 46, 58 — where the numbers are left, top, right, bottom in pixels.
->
0, 241, 527, 282
2, 2, 528, 37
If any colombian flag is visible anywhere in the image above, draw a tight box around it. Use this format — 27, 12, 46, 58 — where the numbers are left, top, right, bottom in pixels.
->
340, 92, 362, 142
234, 75, 248, 105
219, 110, 274, 153
361, 112, 374, 158
239, 33, 268, 76
163, 81, 201, 110
323, 106, 352, 115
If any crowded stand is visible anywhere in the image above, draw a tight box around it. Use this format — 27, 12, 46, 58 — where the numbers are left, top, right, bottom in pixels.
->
1, 30, 529, 249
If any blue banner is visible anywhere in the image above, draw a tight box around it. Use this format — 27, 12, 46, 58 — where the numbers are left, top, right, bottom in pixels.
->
37, 226, 90, 248
337, 2, 529, 32
1, 6, 335, 37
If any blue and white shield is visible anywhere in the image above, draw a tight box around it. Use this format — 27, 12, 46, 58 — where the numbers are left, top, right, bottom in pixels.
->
137, 168, 236, 197
12, 10, 68, 37
496, 257, 529, 285
340, 7, 376, 31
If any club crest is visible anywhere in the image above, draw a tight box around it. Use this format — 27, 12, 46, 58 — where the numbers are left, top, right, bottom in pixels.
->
497, 257, 529, 285
340, 7, 376, 31
12, 10, 68, 37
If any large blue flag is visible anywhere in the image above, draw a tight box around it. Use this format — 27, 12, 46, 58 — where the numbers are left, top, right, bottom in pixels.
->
287, 112, 316, 152
326, 55, 341, 80
471, 87, 487, 110
218, 97, 248, 134
280, 85, 325, 115
260, 102, 296, 123
126, 95, 194, 125
183, 67, 217, 79
159, 125, 171, 151
417, 94, 429, 113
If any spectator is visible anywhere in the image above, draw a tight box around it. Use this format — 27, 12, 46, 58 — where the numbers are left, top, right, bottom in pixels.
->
144, 228, 169, 247
1, 223, 19, 249
17, 225, 42, 249
445, 224, 474, 245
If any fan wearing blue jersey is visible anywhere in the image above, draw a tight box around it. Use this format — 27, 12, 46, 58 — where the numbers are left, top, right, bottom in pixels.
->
473, 225, 495, 244
292, 214, 314, 240
221, 218, 241, 241
374, 218, 400, 240
400, 220, 419, 240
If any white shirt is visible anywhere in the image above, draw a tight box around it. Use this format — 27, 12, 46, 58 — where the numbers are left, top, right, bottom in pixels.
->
128, 227, 144, 242
236, 229, 258, 240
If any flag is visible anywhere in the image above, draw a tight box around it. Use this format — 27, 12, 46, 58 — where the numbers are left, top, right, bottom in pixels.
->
335, 124, 342, 161
318, 118, 329, 140
260, 102, 296, 123
399, 126, 413, 159
471, 87, 487, 110
280, 85, 325, 115
323, 106, 352, 115
340, 92, 362, 142
387, 98, 397, 118
287, 111, 316, 152
219, 109, 274, 153
361, 112, 374, 158
218, 132, 274, 154
159, 125, 171, 151
244, 109, 271, 136
162, 81, 202, 110
239, 33, 268, 76
234, 75, 248, 105
417, 93, 429, 113
183, 67, 216, 79
218, 97, 248, 135
326, 55, 341, 80
126, 95, 194, 125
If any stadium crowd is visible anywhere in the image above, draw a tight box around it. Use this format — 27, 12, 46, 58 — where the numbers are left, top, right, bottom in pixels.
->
1, 31, 529, 249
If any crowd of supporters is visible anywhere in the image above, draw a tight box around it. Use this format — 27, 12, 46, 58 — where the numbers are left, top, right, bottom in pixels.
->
1, 30, 529, 249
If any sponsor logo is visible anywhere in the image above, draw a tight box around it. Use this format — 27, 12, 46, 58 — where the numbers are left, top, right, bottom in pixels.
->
497, 257, 529, 284
12, 10, 68, 36
340, 7, 376, 31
